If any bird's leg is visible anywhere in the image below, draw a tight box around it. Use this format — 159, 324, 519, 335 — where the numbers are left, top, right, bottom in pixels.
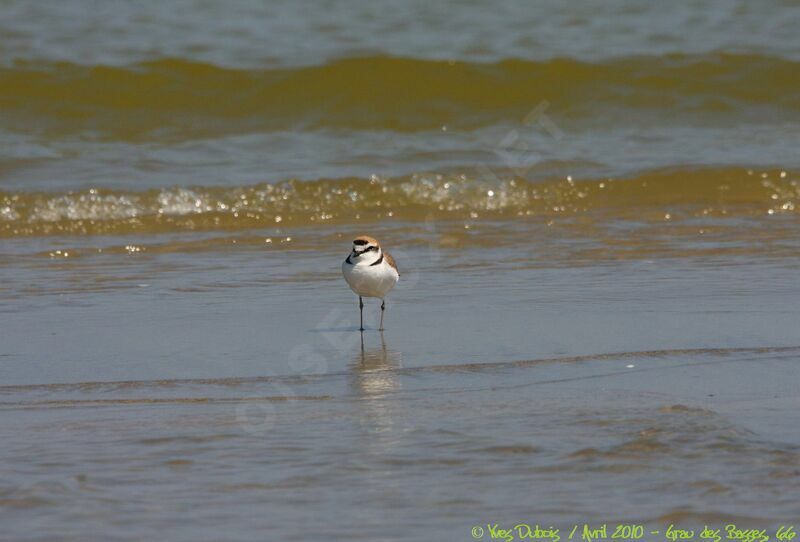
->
359, 296, 364, 332
379, 299, 385, 331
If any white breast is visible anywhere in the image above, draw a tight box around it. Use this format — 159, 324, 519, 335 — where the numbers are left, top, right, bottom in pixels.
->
342, 259, 399, 299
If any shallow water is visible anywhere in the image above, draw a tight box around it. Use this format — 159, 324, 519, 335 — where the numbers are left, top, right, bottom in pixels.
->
2, 0, 800, 540
3, 345, 800, 541
2, 228, 800, 540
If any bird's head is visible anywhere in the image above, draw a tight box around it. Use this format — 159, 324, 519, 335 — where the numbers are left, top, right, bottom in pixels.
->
348, 235, 382, 264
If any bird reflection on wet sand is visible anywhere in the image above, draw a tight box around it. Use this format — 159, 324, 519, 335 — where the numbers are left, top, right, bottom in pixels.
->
351, 332, 403, 397
350, 332, 405, 451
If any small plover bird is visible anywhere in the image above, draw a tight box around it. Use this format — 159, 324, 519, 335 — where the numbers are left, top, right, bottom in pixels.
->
342, 236, 399, 331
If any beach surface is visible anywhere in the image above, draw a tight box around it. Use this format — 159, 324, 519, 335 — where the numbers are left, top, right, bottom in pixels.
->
1, 0, 800, 539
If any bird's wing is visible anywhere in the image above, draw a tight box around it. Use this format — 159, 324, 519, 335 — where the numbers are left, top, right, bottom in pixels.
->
384, 251, 399, 275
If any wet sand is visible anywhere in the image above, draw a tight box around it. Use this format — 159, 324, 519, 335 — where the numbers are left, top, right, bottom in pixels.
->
2, 223, 800, 540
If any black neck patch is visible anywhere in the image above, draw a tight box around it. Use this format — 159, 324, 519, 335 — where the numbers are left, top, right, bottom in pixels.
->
369, 253, 383, 266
